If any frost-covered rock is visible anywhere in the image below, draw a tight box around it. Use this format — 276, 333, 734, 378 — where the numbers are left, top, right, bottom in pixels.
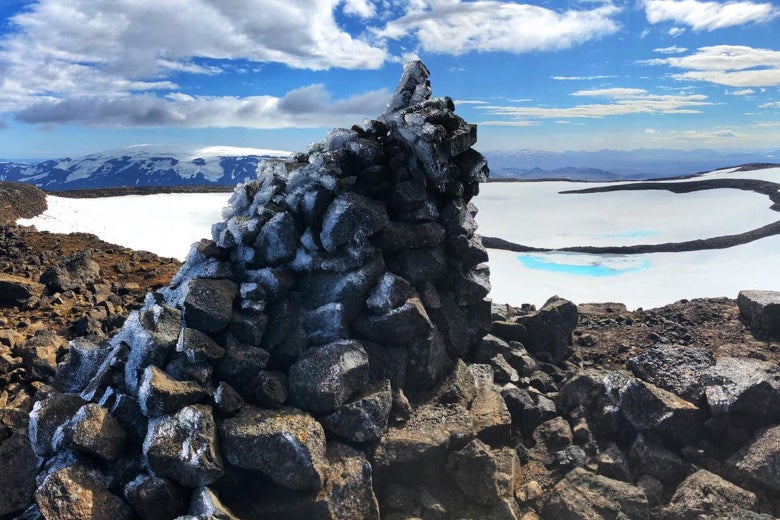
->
143, 405, 224, 488
288, 339, 369, 413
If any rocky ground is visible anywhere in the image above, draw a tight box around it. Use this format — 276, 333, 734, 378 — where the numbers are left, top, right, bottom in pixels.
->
1, 223, 778, 519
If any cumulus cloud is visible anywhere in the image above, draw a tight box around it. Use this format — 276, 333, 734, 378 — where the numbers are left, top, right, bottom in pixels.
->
668, 26, 687, 36
0, 0, 387, 111
475, 87, 712, 121
13, 86, 390, 129
643, 0, 777, 30
654, 46, 687, 54
644, 45, 780, 87
728, 88, 755, 95
760, 101, 780, 108
551, 75, 618, 80
342, 0, 377, 18
377, 1, 621, 54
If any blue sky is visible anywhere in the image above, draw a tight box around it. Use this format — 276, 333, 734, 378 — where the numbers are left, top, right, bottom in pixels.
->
0, 0, 778, 159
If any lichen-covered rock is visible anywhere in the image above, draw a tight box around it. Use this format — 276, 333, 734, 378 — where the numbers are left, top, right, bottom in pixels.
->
312, 443, 380, 519
54, 403, 126, 461
701, 356, 780, 427
726, 424, 780, 492
446, 439, 518, 506
0, 273, 43, 306
219, 406, 326, 490
176, 327, 225, 363
143, 405, 224, 488
627, 345, 715, 404
321, 380, 392, 442
288, 339, 369, 413
138, 366, 206, 417
35, 465, 133, 520
662, 469, 759, 520
618, 377, 701, 442
543, 468, 650, 520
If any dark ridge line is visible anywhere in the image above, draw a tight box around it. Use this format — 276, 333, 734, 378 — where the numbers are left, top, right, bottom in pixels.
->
560, 178, 780, 211
45, 185, 236, 198
484, 162, 780, 184
482, 219, 780, 255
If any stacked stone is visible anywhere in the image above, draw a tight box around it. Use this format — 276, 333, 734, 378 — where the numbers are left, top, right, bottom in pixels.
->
24, 61, 492, 519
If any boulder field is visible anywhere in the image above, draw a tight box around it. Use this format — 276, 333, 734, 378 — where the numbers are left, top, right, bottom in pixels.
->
0, 62, 778, 519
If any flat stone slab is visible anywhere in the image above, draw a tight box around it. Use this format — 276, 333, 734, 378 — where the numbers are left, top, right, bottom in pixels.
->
738, 290, 780, 337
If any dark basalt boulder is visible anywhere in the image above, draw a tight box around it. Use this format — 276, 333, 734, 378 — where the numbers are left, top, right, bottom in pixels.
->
543, 467, 650, 520
738, 290, 780, 337
219, 406, 326, 490
39, 249, 101, 293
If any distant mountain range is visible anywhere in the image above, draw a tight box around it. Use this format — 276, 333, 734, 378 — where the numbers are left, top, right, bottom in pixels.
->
482, 148, 780, 181
0, 145, 290, 191
2, 146, 779, 190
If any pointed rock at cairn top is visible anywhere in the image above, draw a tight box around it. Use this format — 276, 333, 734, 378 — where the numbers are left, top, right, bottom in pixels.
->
384, 60, 432, 114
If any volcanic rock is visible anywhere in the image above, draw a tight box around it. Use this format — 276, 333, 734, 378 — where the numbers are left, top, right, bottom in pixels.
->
701, 356, 780, 426
39, 249, 101, 293
143, 404, 224, 488
726, 424, 780, 493
218, 406, 327, 490
627, 345, 714, 404
515, 295, 577, 363
543, 468, 650, 520
0, 429, 37, 516
288, 339, 369, 413
54, 403, 126, 461
35, 464, 133, 520
0, 274, 43, 306
738, 290, 780, 337
662, 469, 759, 520
123, 474, 187, 520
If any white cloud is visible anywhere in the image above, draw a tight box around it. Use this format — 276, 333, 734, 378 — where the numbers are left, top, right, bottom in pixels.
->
551, 75, 618, 80
668, 26, 686, 36
728, 88, 755, 95
643, 0, 777, 31
644, 45, 780, 87
13, 85, 391, 129
665, 128, 740, 140
475, 88, 712, 120
654, 46, 687, 54
342, 0, 377, 18
571, 88, 650, 98
0, 0, 388, 112
760, 101, 780, 108
377, 1, 621, 54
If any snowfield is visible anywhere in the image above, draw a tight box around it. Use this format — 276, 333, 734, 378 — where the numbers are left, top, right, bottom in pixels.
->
17, 168, 780, 309
477, 180, 778, 248
18, 193, 230, 260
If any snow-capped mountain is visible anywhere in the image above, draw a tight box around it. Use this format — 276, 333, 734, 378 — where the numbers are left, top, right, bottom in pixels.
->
0, 145, 291, 190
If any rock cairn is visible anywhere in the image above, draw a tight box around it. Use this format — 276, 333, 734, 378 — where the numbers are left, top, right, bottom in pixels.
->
23, 61, 493, 519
